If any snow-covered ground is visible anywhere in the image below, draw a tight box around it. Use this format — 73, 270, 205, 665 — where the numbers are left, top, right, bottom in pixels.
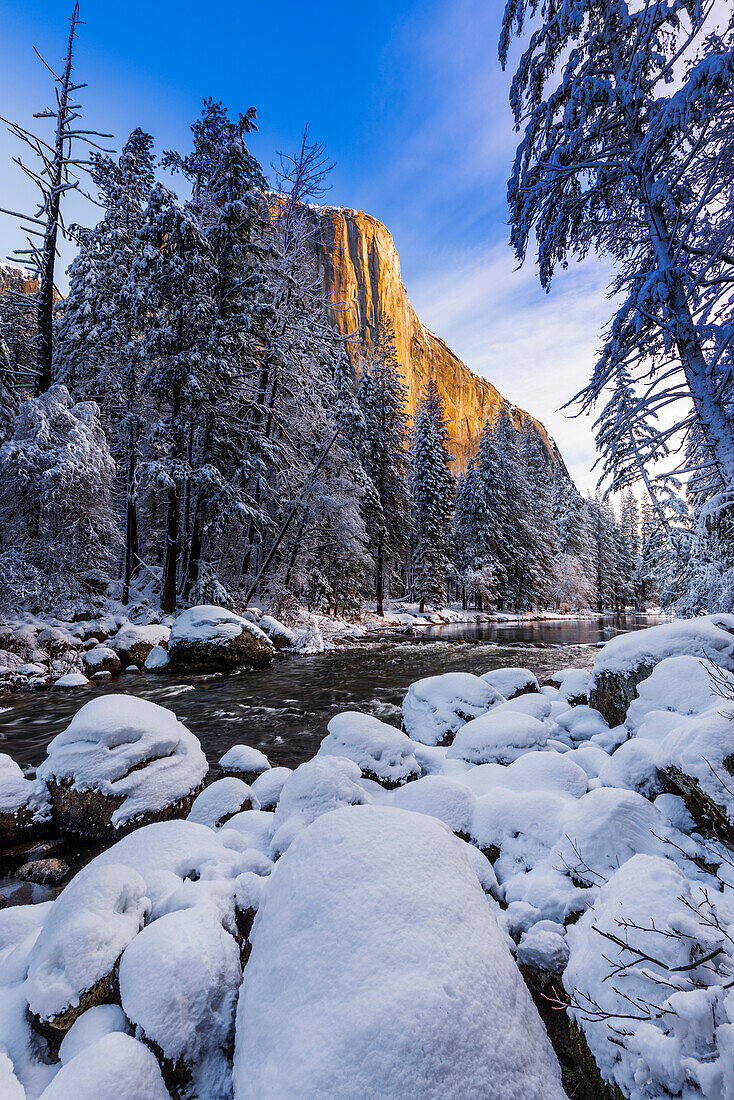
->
2, 612, 729, 1098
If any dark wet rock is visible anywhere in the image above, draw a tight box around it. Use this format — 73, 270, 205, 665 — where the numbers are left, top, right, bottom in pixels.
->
589, 665, 654, 728
168, 605, 274, 672
18, 857, 70, 885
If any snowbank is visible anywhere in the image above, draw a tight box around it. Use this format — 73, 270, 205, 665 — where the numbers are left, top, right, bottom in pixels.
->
233, 805, 565, 1099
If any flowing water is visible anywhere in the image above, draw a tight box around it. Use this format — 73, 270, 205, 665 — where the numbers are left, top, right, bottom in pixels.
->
0, 614, 660, 774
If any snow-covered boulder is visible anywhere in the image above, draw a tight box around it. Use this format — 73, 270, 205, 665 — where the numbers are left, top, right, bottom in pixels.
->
270, 756, 368, 857
188, 778, 259, 829
37, 695, 208, 837
0, 762, 51, 848
82, 646, 121, 676
590, 614, 734, 726
564, 854, 734, 1100
481, 666, 539, 700
58, 1004, 129, 1066
52, 671, 89, 689
258, 614, 296, 651
109, 623, 170, 667
318, 711, 420, 788
168, 605, 273, 671
219, 744, 271, 785
119, 905, 241, 1098
660, 701, 734, 839
250, 765, 291, 809
551, 787, 673, 887
402, 672, 505, 746
553, 704, 609, 744
446, 710, 549, 765
597, 736, 663, 797
38, 1032, 169, 1099
222, 809, 276, 857
471, 788, 571, 879
26, 862, 149, 1030
548, 668, 591, 706
626, 654, 733, 734
233, 804, 564, 1099
389, 774, 476, 836
143, 645, 169, 671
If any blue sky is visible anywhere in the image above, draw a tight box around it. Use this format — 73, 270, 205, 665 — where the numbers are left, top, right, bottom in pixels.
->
0, 0, 611, 490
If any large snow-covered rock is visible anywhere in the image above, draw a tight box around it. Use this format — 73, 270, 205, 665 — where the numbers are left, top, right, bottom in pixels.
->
481, 666, 539, 700
660, 701, 734, 839
258, 614, 296, 651
318, 711, 420, 788
82, 646, 121, 676
447, 710, 549, 765
109, 623, 170, 667
37, 695, 208, 837
38, 1032, 169, 1100
626, 654, 734, 734
389, 774, 476, 836
564, 854, 734, 1100
58, 1004, 129, 1066
119, 905, 241, 1098
168, 605, 273, 671
402, 672, 504, 746
233, 804, 565, 1099
548, 668, 591, 706
26, 862, 149, 1029
590, 614, 734, 726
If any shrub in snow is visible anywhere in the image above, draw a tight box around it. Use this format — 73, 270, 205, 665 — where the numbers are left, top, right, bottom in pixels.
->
37, 694, 208, 837
58, 1004, 129, 1065
219, 744, 271, 785
233, 804, 564, 1099
549, 668, 591, 706
109, 623, 170, 666
82, 646, 121, 675
481, 666, 539, 700
0, 768, 51, 846
38, 1032, 169, 1099
660, 701, 734, 840
26, 862, 149, 1028
270, 756, 368, 857
188, 778, 259, 829
318, 711, 420, 788
119, 905, 241, 1099
590, 614, 734, 726
564, 855, 734, 1100
168, 605, 273, 671
401, 671, 505, 746
447, 710, 549, 765
626, 654, 734, 735
250, 766, 291, 809
389, 774, 476, 836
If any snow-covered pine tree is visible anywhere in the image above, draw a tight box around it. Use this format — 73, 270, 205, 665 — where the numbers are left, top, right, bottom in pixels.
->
127, 184, 217, 614
0, 384, 116, 607
517, 425, 558, 608
453, 459, 494, 610
54, 129, 156, 602
477, 404, 525, 609
359, 314, 411, 615
411, 382, 455, 611
500, 2, 734, 507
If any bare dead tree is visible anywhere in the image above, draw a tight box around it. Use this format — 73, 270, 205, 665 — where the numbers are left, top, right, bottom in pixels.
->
0, 2, 112, 392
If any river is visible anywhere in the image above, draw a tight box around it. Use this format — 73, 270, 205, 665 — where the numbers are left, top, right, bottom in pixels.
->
0, 614, 660, 774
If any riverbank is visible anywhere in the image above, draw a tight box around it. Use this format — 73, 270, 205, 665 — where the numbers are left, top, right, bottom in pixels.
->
0, 597, 661, 697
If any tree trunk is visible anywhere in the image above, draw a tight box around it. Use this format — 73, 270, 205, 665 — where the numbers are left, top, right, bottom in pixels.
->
121, 443, 138, 606
376, 543, 384, 617
161, 482, 179, 615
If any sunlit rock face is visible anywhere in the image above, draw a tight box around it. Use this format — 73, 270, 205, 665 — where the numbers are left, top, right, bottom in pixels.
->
310, 206, 560, 471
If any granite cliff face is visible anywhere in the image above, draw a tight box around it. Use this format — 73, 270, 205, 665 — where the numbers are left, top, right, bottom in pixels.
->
309, 206, 558, 471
